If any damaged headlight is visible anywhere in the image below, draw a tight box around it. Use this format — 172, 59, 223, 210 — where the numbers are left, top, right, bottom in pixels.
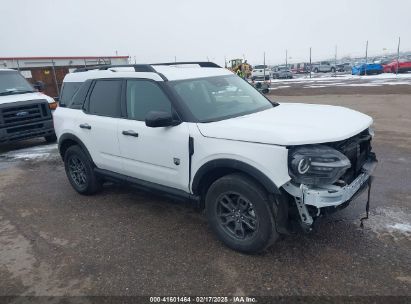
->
288, 145, 351, 186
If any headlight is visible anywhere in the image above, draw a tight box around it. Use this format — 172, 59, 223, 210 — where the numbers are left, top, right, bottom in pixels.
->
289, 145, 351, 186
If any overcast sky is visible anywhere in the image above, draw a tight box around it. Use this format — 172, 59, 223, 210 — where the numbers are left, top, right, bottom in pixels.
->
1, 0, 410, 66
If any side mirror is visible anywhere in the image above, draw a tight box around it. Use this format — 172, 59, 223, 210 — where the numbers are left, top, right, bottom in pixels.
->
33, 81, 45, 92
145, 111, 179, 128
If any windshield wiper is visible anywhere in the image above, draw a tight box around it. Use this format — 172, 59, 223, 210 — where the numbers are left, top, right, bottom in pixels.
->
0, 90, 35, 96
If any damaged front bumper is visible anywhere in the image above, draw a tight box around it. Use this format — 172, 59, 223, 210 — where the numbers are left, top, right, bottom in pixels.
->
282, 154, 378, 227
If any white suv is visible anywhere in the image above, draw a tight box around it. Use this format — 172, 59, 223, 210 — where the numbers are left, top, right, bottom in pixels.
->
251, 65, 271, 80
54, 62, 377, 253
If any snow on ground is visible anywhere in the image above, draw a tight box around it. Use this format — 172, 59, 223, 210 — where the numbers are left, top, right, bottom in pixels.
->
267, 72, 411, 88
270, 72, 411, 83
362, 207, 411, 241
0, 144, 58, 161
269, 85, 290, 90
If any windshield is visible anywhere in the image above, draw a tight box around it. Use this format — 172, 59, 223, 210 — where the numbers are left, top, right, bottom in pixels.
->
0, 71, 34, 95
169, 75, 274, 122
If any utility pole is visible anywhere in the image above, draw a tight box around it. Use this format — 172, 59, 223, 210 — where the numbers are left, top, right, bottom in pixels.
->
309, 47, 312, 79
285, 49, 288, 67
364, 40, 368, 75
263, 52, 266, 80
174, 56, 177, 63
396, 37, 401, 76
51, 59, 59, 96
334, 45, 337, 76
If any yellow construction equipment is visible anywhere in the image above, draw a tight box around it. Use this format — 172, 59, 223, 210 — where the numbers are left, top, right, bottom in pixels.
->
226, 58, 252, 78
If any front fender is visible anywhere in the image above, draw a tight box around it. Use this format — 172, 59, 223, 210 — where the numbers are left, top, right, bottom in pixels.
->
191, 158, 282, 195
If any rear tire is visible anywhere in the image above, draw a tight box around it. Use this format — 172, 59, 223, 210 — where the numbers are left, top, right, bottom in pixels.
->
205, 173, 278, 253
64, 145, 102, 195
45, 134, 57, 143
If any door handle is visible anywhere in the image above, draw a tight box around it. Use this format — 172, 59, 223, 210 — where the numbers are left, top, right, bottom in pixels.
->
122, 130, 139, 137
79, 123, 91, 130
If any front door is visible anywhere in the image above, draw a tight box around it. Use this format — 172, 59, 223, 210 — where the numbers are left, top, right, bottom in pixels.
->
117, 79, 190, 192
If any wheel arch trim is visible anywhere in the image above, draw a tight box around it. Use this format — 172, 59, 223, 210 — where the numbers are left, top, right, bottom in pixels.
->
58, 133, 94, 165
191, 158, 281, 195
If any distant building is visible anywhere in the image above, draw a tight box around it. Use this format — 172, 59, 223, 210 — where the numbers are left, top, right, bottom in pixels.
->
0, 56, 129, 97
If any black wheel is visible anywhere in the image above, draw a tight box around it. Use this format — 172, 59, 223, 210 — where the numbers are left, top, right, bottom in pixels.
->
205, 173, 278, 253
314, 68, 319, 73
44, 134, 57, 143
265, 76, 269, 80
331, 67, 336, 73
64, 145, 102, 195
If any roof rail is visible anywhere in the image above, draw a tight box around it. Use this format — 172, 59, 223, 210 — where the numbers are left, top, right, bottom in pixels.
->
72, 66, 102, 72
152, 61, 221, 68
73, 64, 156, 73
72, 62, 221, 73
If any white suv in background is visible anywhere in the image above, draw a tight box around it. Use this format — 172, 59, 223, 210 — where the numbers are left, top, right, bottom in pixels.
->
251, 65, 271, 80
54, 62, 377, 253
311, 61, 336, 73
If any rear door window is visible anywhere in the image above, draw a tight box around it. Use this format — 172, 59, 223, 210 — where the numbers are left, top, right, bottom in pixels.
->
88, 80, 122, 117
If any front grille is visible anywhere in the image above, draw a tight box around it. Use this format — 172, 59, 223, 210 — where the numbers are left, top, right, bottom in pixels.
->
0, 100, 52, 134
329, 129, 372, 184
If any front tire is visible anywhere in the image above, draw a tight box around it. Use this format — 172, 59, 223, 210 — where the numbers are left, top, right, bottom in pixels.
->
64, 145, 102, 195
205, 173, 278, 253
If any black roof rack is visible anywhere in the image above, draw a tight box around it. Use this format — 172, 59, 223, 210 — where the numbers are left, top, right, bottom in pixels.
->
152, 61, 221, 68
73, 64, 156, 73
72, 62, 221, 75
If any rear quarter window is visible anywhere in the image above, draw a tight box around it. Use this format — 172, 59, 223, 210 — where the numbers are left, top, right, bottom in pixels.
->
69, 80, 92, 109
60, 82, 82, 107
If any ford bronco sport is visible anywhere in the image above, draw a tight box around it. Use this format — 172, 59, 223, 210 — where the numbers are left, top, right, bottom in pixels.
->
54, 62, 377, 253
0, 69, 57, 143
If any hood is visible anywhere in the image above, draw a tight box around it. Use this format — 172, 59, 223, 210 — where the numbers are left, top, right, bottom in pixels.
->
0, 92, 54, 106
197, 103, 373, 146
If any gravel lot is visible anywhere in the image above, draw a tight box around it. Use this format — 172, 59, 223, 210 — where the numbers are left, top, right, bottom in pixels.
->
0, 87, 410, 297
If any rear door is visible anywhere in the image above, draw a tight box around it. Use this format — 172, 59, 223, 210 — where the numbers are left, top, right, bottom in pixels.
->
117, 79, 190, 191
80, 79, 124, 173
